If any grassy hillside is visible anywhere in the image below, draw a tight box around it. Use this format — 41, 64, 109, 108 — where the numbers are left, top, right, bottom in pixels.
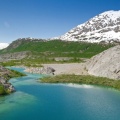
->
0, 39, 114, 57
0, 39, 114, 66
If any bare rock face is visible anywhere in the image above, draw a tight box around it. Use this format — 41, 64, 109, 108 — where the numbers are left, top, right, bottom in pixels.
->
0, 66, 15, 94
25, 67, 55, 75
86, 45, 120, 79
0, 51, 29, 62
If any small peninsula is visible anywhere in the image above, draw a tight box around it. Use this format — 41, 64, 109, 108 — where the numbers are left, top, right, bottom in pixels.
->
0, 66, 25, 95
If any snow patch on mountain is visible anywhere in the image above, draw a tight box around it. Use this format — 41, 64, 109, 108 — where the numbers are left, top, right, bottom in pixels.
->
55, 10, 120, 43
0, 43, 9, 49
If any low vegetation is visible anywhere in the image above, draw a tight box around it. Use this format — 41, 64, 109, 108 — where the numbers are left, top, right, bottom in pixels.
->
0, 68, 26, 80
0, 40, 114, 66
41, 74, 120, 90
0, 85, 6, 95
1, 40, 114, 58
6, 69, 26, 79
0, 39, 113, 54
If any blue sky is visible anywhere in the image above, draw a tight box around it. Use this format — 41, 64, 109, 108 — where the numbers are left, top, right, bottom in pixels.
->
0, 0, 120, 43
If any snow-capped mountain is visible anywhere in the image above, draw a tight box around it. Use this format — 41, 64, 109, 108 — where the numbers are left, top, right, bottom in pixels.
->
56, 10, 120, 43
0, 43, 9, 50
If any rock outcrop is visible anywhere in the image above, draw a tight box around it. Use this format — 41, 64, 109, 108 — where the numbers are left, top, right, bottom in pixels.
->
25, 67, 55, 75
0, 66, 15, 95
0, 77, 15, 93
86, 45, 120, 80
0, 51, 29, 62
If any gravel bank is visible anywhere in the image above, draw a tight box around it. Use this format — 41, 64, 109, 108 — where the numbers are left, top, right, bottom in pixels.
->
42, 63, 88, 75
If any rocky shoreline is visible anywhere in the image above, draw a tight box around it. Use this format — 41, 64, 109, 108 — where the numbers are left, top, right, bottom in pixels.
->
24, 45, 120, 80
24, 63, 88, 76
25, 66, 55, 75
0, 66, 15, 95
38, 45, 120, 80
0, 76, 15, 94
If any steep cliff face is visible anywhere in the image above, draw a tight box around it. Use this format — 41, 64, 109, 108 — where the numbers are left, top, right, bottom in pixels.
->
56, 10, 120, 43
86, 45, 120, 79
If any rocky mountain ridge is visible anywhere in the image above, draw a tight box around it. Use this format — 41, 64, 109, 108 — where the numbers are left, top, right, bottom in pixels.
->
2, 38, 45, 52
56, 10, 120, 43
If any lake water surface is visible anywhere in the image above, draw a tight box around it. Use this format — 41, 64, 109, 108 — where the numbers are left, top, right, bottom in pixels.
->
0, 67, 120, 120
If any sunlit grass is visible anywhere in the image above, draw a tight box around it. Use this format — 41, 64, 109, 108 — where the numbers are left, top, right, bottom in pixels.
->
41, 74, 120, 90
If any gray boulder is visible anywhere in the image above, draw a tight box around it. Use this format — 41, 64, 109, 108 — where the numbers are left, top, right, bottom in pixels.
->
86, 45, 120, 80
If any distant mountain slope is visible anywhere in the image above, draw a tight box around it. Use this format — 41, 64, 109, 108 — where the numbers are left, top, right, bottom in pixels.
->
0, 38, 114, 62
0, 38, 113, 55
86, 45, 120, 79
0, 43, 9, 49
56, 10, 120, 43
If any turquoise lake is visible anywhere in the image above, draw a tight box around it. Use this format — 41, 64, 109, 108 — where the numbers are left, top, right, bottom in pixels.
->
0, 67, 120, 120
